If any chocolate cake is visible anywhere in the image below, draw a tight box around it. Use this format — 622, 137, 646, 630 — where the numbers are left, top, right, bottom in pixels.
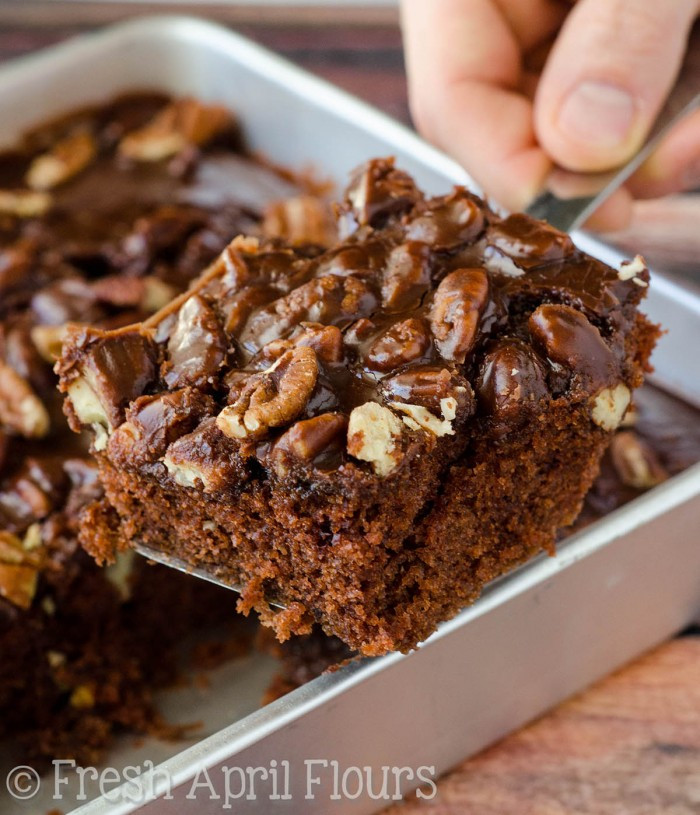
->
0, 92, 307, 765
59, 158, 659, 656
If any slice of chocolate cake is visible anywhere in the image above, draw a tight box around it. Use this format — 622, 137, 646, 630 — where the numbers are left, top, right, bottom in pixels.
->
58, 158, 659, 656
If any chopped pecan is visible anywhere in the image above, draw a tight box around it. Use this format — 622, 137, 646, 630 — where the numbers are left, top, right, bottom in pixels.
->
26, 129, 97, 190
217, 346, 318, 440
365, 318, 430, 372
381, 241, 431, 311
382, 366, 473, 416
241, 274, 376, 352
344, 158, 420, 227
347, 401, 403, 477
108, 388, 215, 466
119, 98, 232, 161
391, 401, 455, 437
430, 268, 489, 363
0, 529, 43, 609
0, 189, 52, 218
405, 192, 484, 249
163, 295, 227, 389
0, 361, 50, 438
263, 196, 337, 247
591, 384, 631, 431
610, 431, 668, 489
163, 418, 239, 493
31, 324, 69, 362
271, 412, 348, 470
60, 328, 158, 439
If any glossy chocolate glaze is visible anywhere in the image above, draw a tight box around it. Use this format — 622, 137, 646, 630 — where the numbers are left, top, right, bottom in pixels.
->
0, 93, 298, 535
60, 158, 653, 483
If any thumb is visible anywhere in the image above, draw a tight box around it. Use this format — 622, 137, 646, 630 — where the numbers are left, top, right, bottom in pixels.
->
534, 0, 699, 172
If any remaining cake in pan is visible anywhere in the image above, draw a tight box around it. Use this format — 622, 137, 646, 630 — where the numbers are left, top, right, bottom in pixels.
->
0, 92, 306, 765
58, 158, 659, 656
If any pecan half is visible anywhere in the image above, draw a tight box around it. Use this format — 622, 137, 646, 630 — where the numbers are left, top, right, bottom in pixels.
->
216, 346, 319, 440
477, 338, 549, 419
430, 268, 489, 363
26, 129, 96, 190
0, 361, 50, 438
528, 304, 617, 391
365, 318, 430, 372
381, 241, 431, 311
119, 98, 232, 162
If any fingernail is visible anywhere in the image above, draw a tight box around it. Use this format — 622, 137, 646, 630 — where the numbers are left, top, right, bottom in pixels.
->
558, 81, 637, 150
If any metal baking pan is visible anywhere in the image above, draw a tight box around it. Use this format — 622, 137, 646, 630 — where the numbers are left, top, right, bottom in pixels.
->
0, 17, 698, 815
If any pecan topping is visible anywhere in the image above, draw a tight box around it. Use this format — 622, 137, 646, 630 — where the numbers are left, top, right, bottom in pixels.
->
344, 157, 419, 227
163, 418, 237, 493
216, 346, 319, 440
163, 295, 227, 389
365, 318, 430, 372
430, 268, 489, 363
382, 366, 473, 415
60, 328, 157, 437
272, 412, 348, 467
108, 388, 215, 466
0, 361, 50, 438
381, 242, 431, 311
591, 384, 631, 431
477, 339, 549, 419
0, 189, 52, 218
241, 275, 376, 352
347, 401, 403, 477
263, 196, 337, 247
391, 401, 455, 437
405, 193, 484, 249
0, 529, 43, 609
26, 129, 96, 190
486, 214, 574, 268
528, 304, 616, 390
31, 324, 70, 362
610, 431, 668, 489
119, 98, 232, 161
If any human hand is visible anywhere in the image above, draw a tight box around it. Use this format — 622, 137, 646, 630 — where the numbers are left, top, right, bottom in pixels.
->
400, 0, 700, 230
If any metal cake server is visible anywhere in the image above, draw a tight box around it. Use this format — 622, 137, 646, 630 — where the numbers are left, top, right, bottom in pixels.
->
527, 42, 700, 231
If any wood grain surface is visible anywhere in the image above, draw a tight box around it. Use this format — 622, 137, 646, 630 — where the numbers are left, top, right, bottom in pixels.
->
385, 639, 700, 815
0, 9, 698, 812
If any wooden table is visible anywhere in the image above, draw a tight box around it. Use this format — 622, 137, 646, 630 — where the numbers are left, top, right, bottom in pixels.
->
2, 6, 698, 812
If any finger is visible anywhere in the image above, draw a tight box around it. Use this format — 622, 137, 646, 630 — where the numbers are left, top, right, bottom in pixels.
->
493, 0, 568, 51
400, 0, 551, 210
626, 109, 700, 198
582, 187, 634, 232
534, 0, 700, 172
607, 195, 700, 269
